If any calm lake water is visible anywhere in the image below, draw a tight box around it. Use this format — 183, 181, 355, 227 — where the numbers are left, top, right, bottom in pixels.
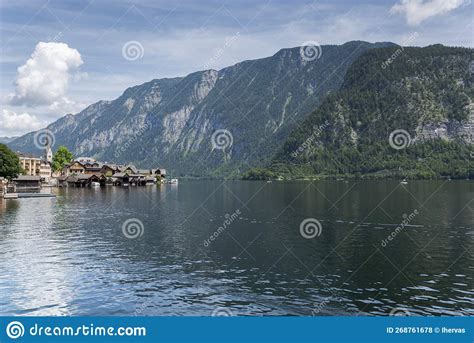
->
0, 180, 472, 316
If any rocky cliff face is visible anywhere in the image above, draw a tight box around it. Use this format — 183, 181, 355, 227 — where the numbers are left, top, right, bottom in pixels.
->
8, 41, 393, 175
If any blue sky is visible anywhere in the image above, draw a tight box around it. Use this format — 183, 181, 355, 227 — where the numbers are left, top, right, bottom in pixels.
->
1, 0, 473, 136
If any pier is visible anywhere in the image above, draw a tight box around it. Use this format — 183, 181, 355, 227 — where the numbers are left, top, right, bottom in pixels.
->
3, 193, 56, 199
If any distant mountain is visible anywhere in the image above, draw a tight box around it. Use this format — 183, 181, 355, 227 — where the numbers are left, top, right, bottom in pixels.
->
8, 41, 393, 176
0, 137, 18, 144
257, 45, 474, 179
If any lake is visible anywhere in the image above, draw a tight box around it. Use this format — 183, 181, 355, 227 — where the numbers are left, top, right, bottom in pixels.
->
0, 180, 472, 316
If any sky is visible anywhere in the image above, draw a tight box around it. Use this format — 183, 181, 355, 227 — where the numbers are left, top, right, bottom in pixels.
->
0, 0, 473, 137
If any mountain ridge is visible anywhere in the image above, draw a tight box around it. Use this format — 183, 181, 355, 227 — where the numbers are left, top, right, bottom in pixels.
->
8, 41, 395, 174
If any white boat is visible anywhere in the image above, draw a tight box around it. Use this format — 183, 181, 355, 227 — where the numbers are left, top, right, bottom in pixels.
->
170, 178, 178, 184
400, 179, 408, 185
91, 182, 100, 187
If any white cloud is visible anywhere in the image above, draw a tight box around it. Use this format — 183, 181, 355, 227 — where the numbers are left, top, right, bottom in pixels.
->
391, 0, 467, 26
47, 98, 86, 116
10, 42, 83, 106
0, 109, 44, 136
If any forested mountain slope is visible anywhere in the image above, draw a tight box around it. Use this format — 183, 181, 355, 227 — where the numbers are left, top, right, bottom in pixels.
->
254, 45, 474, 179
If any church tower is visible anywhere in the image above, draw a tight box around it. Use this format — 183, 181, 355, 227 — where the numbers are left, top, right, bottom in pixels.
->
46, 145, 53, 163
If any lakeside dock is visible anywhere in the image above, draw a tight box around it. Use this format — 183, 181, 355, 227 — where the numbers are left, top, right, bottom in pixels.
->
3, 193, 56, 199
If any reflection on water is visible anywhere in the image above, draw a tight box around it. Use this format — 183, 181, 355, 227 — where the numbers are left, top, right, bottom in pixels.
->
0, 180, 472, 316
0, 197, 74, 315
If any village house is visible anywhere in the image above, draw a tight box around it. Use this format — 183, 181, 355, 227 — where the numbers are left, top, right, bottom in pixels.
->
122, 165, 138, 174
18, 153, 41, 175
100, 164, 117, 176
59, 157, 166, 187
17, 146, 53, 182
66, 174, 106, 187
83, 161, 103, 174
12, 175, 42, 191
63, 161, 86, 176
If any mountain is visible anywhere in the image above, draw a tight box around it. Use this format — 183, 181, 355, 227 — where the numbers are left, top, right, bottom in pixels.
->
0, 137, 17, 144
8, 41, 393, 176
255, 44, 474, 180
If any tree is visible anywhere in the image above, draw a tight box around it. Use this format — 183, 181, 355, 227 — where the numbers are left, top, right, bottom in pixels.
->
241, 167, 276, 180
52, 146, 74, 172
0, 144, 22, 179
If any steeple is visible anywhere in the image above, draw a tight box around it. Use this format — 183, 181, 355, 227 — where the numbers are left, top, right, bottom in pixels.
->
46, 145, 53, 163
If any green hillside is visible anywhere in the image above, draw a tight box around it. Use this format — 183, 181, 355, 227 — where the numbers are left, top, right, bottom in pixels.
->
247, 45, 474, 180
